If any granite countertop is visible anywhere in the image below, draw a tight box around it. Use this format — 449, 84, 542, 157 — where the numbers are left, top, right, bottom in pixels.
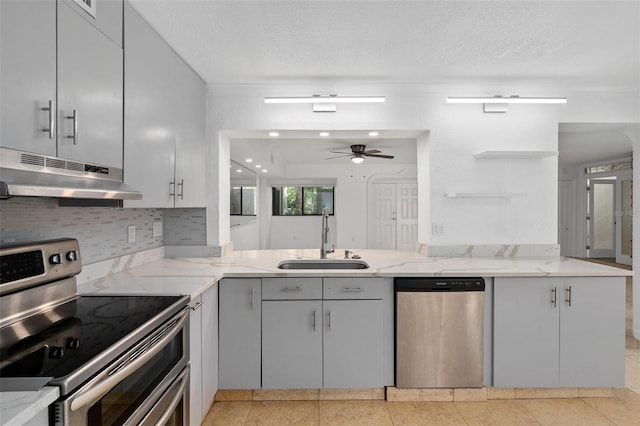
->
0, 387, 59, 426
78, 249, 631, 298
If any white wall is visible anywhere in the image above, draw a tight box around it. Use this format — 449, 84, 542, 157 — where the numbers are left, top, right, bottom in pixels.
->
230, 221, 259, 250
206, 86, 639, 249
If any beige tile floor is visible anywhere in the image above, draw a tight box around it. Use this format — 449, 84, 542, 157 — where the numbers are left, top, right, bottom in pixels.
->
203, 273, 640, 425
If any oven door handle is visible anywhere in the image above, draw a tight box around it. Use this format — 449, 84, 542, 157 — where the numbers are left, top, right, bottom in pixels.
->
69, 307, 190, 412
145, 365, 190, 426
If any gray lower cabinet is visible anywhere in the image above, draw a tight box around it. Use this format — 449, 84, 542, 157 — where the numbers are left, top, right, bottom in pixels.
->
323, 300, 383, 388
262, 300, 324, 389
219, 279, 261, 389
494, 277, 625, 387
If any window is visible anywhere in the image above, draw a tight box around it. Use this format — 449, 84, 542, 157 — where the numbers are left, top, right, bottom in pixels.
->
272, 186, 334, 216
230, 186, 256, 215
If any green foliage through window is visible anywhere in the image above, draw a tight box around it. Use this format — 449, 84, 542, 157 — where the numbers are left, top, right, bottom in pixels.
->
272, 186, 334, 216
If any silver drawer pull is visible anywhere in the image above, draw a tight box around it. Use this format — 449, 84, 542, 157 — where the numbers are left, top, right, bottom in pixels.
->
41, 100, 55, 139
312, 310, 316, 331
281, 286, 302, 292
191, 301, 204, 311
66, 109, 78, 145
343, 287, 363, 292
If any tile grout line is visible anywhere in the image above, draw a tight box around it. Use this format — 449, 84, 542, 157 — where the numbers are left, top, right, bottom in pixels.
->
450, 401, 471, 425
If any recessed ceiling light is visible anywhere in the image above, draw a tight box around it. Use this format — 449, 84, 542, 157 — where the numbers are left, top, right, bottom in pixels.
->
245, 158, 253, 163
256, 165, 262, 168
368, 131, 379, 137
319, 132, 330, 137
236, 169, 242, 173
269, 131, 279, 137
262, 169, 268, 173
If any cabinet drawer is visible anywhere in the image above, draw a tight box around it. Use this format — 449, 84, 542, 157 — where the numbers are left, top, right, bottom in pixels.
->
262, 278, 322, 300
323, 278, 387, 300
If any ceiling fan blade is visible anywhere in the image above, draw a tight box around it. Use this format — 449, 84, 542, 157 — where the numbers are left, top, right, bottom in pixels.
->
364, 153, 395, 159
329, 150, 353, 154
363, 149, 381, 154
325, 154, 352, 160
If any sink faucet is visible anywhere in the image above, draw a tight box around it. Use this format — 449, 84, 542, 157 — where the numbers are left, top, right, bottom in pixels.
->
320, 207, 334, 259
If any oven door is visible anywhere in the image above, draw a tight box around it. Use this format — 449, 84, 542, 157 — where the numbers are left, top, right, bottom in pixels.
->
53, 307, 189, 426
138, 365, 189, 426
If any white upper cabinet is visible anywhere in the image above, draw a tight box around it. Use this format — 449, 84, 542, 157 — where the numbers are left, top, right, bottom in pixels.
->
123, 2, 175, 207
174, 57, 206, 208
1, 0, 57, 156
61, 0, 123, 47
0, 0, 123, 169
57, 2, 123, 168
123, 3, 206, 208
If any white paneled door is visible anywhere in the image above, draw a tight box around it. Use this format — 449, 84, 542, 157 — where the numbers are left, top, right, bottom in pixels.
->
368, 183, 418, 250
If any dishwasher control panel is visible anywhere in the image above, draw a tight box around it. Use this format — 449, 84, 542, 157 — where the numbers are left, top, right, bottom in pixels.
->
394, 277, 485, 292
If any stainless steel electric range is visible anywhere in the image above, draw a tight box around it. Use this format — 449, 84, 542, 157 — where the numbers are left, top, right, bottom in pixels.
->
0, 238, 191, 426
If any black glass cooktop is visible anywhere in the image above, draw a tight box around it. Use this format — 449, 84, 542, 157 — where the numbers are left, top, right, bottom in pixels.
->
0, 295, 185, 381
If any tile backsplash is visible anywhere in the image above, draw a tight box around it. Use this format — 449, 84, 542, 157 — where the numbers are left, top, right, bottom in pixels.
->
163, 208, 207, 245
0, 197, 163, 265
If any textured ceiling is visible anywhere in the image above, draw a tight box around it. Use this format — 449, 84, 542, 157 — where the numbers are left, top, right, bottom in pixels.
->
130, 0, 639, 90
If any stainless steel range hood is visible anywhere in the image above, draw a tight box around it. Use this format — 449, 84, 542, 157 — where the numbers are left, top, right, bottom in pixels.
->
0, 148, 142, 202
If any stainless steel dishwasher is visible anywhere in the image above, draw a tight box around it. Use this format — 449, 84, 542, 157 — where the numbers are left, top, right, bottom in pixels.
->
395, 277, 485, 388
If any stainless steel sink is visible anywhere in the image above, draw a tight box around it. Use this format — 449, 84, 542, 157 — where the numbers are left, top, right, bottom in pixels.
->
277, 259, 369, 269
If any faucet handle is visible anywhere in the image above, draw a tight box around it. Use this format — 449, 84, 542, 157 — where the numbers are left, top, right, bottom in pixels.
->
344, 250, 352, 259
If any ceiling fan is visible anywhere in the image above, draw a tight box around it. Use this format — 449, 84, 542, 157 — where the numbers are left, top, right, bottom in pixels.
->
326, 144, 395, 164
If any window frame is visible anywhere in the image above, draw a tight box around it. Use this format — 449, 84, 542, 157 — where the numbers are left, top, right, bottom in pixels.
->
230, 186, 257, 216
271, 186, 335, 216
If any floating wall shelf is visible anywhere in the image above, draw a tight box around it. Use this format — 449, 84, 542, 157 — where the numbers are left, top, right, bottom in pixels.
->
445, 192, 527, 199
474, 150, 558, 159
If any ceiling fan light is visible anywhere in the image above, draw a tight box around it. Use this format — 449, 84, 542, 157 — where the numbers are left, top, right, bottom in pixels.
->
351, 155, 365, 164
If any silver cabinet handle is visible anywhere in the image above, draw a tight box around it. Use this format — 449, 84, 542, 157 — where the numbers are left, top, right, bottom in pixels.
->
250, 287, 255, 311
41, 100, 54, 139
281, 286, 301, 292
328, 309, 332, 331
343, 287, 362, 293
177, 179, 184, 200
566, 285, 572, 307
169, 181, 176, 198
191, 300, 204, 311
66, 109, 78, 145
551, 286, 557, 308
312, 310, 316, 331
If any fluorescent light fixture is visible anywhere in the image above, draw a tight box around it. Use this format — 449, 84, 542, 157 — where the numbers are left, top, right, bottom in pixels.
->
265, 96, 385, 104
268, 131, 279, 137
368, 131, 379, 137
446, 96, 566, 104
351, 155, 365, 164
319, 132, 330, 137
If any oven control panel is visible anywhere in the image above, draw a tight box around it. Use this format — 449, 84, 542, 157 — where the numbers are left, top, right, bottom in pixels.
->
0, 238, 81, 296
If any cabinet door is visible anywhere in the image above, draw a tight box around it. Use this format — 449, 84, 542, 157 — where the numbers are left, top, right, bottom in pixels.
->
174, 57, 206, 208
323, 300, 383, 388
61, 0, 123, 47
559, 277, 625, 387
201, 284, 218, 415
219, 279, 261, 389
57, 2, 123, 168
493, 278, 560, 387
188, 295, 203, 426
262, 300, 323, 389
122, 2, 175, 208
0, 0, 57, 156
